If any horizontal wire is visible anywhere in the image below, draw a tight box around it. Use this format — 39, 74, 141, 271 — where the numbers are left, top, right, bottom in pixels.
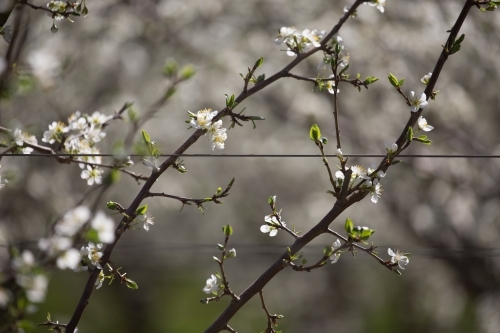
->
2, 153, 500, 158
1, 242, 500, 257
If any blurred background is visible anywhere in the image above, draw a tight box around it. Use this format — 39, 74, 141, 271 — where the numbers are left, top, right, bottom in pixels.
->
1, 0, 500, 332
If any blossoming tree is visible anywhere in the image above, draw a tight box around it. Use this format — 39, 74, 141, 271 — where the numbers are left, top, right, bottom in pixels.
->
1, 0, 499, 332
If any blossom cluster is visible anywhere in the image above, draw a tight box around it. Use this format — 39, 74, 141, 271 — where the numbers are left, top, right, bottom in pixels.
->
335, 163, 385, 203
189, 109, 228, 150
47, 1, 74, 21
38, 206, 115, 271
40, 110, 115, 185
275, 27, 326, 56
7, 250, 49, 304
12, 128, 38, 154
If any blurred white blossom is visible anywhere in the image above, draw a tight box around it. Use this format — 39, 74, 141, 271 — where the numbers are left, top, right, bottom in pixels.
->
55, 206, 91, 236
91, 212, 115, 243
56, 248, 81, 270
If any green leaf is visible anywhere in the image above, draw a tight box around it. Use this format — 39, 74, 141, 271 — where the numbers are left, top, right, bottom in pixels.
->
254, 57, 264, 68
388, 73, 399, 88
136, 204, 148, 216
398, 78, 405, 87
268, 195, 275, 205
222, 224, 233, 236
163, 58, 178, 77
141, 130, 151, 145
309, 124, 321, 141
344, 218, 354, 234
406, 126, 414, 141
180, 65, 196, 80
86, 229, 99, 243
106, 201, 118, 210
125, 278, 139, 289
363, 76, 379, 85
225, 94, 235, 108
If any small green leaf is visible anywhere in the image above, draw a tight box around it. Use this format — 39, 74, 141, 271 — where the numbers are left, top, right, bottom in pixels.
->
136, 204, 148, 216
345, 218, 354, 234
323, 246, 333, 257
163, 58, 178, 78
107, 201, 118, 210
255, 57, 264, 68
222, 224, 233, 236
363, 76, 379, 85
397, 78, 405, 87
180, 65, 196, 80
406, 126, 414, 141
268, 196, 275, 205
125, 278, 139, 289
141, 130, 151, 145
309, 124, 321, 141
388, 73, 399, 88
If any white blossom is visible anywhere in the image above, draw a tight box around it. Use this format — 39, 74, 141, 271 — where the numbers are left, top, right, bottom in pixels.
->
89, 111, 107, 126
228, 248, 237, 258
336, 148, 343, 160
55, 206, 91, 236
421, 72, 432, 85
385, 142, 398, 154
91, 212, 115, 243
388, 248, 409, 270
203, 274, 218, 294
366, 0, 386, 13
367, 162, 386, 179
16, 274, 48, 303
210, 128, 227, 150
190, 108, 218, 130
42, 121, 69, 144
408, 91, 428, 112
325, 75, 339, 94
12, 250, 35, 272
261, 215, 285, 237
142, 213, 155, 231
274, 27, 297, 45
302, 29, 326, 50
417, 116, 434, 132
95, 271, 105, 289
370, 182, 383, 203
56, 248, 81, 270
81, 166, 104, 186
330, 239, 342, 264
38, 236, 72, 256
351, 165, 369, 180
82, 242, 104, 269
